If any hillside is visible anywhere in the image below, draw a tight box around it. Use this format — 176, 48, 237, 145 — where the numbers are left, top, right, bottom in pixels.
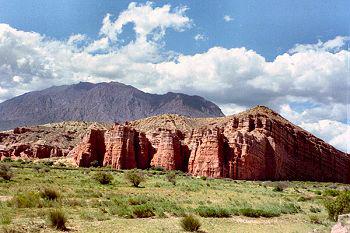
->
0, 81, 224, 130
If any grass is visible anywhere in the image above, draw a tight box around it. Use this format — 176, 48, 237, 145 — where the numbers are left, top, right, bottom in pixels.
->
180, 215, 201, 232
0, 160, 345, 232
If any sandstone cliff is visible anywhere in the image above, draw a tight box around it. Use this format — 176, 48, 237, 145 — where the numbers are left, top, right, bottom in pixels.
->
67, 106, 350, 183
1, 106, 349, 183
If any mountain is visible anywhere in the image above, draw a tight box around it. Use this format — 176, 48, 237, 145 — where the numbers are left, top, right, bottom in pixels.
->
0, 82, 224, 130
1, 106, 349, 183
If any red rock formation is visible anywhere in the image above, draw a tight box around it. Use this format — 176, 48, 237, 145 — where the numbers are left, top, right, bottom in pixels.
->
56, 106, 350, 183
13, 127, 31, 134
188, 128, 224, 177
150, 129, 182, 170
69, 128, 105, 167
103, 124, 137, 169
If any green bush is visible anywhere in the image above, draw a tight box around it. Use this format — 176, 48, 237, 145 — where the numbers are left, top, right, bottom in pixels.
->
40, 187, 60, 201
2, 158, 12, 163
94, 172, 113, 185
273, 181, 289, 192
90, 160, 100, 168
13, 192, 42, 208
48, 209, 67, 231
166, 171, 176, 185
0, 164, 13, 181
196, 206, 231, 218
239, 207, 280, 218
125, 169, 145, 187
324, 189, 340, 197
180, 214, 201, 232
309, 214, 322, 224
128, 196, 148, 205
324, 191, 350, 221
132, 204, 155, 218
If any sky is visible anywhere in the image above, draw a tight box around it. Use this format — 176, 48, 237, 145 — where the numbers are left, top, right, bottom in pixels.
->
0, 0, 349, 152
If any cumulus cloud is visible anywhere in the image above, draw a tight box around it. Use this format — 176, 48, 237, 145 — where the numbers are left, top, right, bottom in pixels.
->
0, 2, 348, 152
223, 15, 233, 22
194, 33, 207, 41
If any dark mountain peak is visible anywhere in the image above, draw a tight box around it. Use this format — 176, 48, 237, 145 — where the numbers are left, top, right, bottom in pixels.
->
0, 82, 224, 130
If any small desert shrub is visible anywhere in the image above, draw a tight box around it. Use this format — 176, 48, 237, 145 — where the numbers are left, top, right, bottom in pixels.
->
2, 158, 12, 163
297, 196, 312, 202
324, 191, 350, 221
196, 206, 231, 218
166, 171, 176, 185
94, 172, 113, 185
90, 160, 100, 168
151, 166, 165, 171
41, 161, 54, 167
180, 215, 201, 232
324, 189, 340, 197
239, 207, 280, 218
132, 204, 155, 218
273, 181, 289, 192
48, 209, 67, 231
0, 164, 13, 181
0, 211, 11, 225
314, 190, 322, 195
128, 196, 148, 205
125, 169, 145, 187
40, 187, 60, 201
13, 192, 42, 208
310, 206, 321, 213
309, 214, 322, 224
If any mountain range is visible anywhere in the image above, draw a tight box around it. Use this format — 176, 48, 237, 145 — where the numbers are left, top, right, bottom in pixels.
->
0, 82, 224, 130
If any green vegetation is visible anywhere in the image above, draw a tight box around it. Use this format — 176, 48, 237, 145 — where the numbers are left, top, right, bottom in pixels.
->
166, 171, 177, 185
0, 160, 347, 232
324, 191, 350, 221
49, 209, 67, 231
125, 169, 145, 187
94, 171, 114, 185
180, 215, 201, 232
0, 164, 13, 181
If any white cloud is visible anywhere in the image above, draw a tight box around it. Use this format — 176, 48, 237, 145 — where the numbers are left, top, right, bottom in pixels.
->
0, 2, 348, 152
194, 33, 207, 41
223, 15, 233, 22
100, 2, 191, 43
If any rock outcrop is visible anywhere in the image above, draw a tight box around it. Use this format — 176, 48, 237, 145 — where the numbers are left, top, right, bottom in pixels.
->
68, 106, 350, 183
68, 127, 106, 167
2, 106, 349, 183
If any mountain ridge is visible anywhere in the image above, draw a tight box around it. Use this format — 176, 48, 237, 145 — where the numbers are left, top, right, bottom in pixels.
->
0, 81, 224, 130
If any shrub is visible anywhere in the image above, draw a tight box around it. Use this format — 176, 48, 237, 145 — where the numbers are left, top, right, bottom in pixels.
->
180, 215, 201, 232
0, 164, 13, 181
40, 187, 60, 201
128, 196, 148, 205
166, 171, 176, 185
309, 214, 322, 224
310, 206, 321, 213
13, 192, 42, 208
41, 161, 54, 166
90, 160, 100, 168
239, 207, 280, 218
151, 166, 165, 171
49, 209, 67, 231
2, 158, 12, 163
324, 191, 350, 221
125, 169, 145, 187
94, 172, 113, 185
273, 181, 289, 192
196, 206, 231, 218
324, 189, 340, 197
132, 204, 155, 218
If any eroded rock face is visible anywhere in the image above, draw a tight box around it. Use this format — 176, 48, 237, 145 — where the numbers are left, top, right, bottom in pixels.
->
150, 129, 182, 170
69, 128, 105, 167
37, 106, 350, 183
103, 124, 137, 169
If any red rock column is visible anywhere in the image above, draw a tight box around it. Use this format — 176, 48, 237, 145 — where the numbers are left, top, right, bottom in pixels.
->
103, 124, 137, 169
150, 130, 182, 170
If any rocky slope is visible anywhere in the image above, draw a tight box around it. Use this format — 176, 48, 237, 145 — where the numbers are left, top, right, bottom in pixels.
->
0, 81, 224, 130
1, 106, 349, 183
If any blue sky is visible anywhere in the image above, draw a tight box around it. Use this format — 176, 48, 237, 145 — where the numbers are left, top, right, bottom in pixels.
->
0, 1, 349, 152
0, 0, 348, 60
